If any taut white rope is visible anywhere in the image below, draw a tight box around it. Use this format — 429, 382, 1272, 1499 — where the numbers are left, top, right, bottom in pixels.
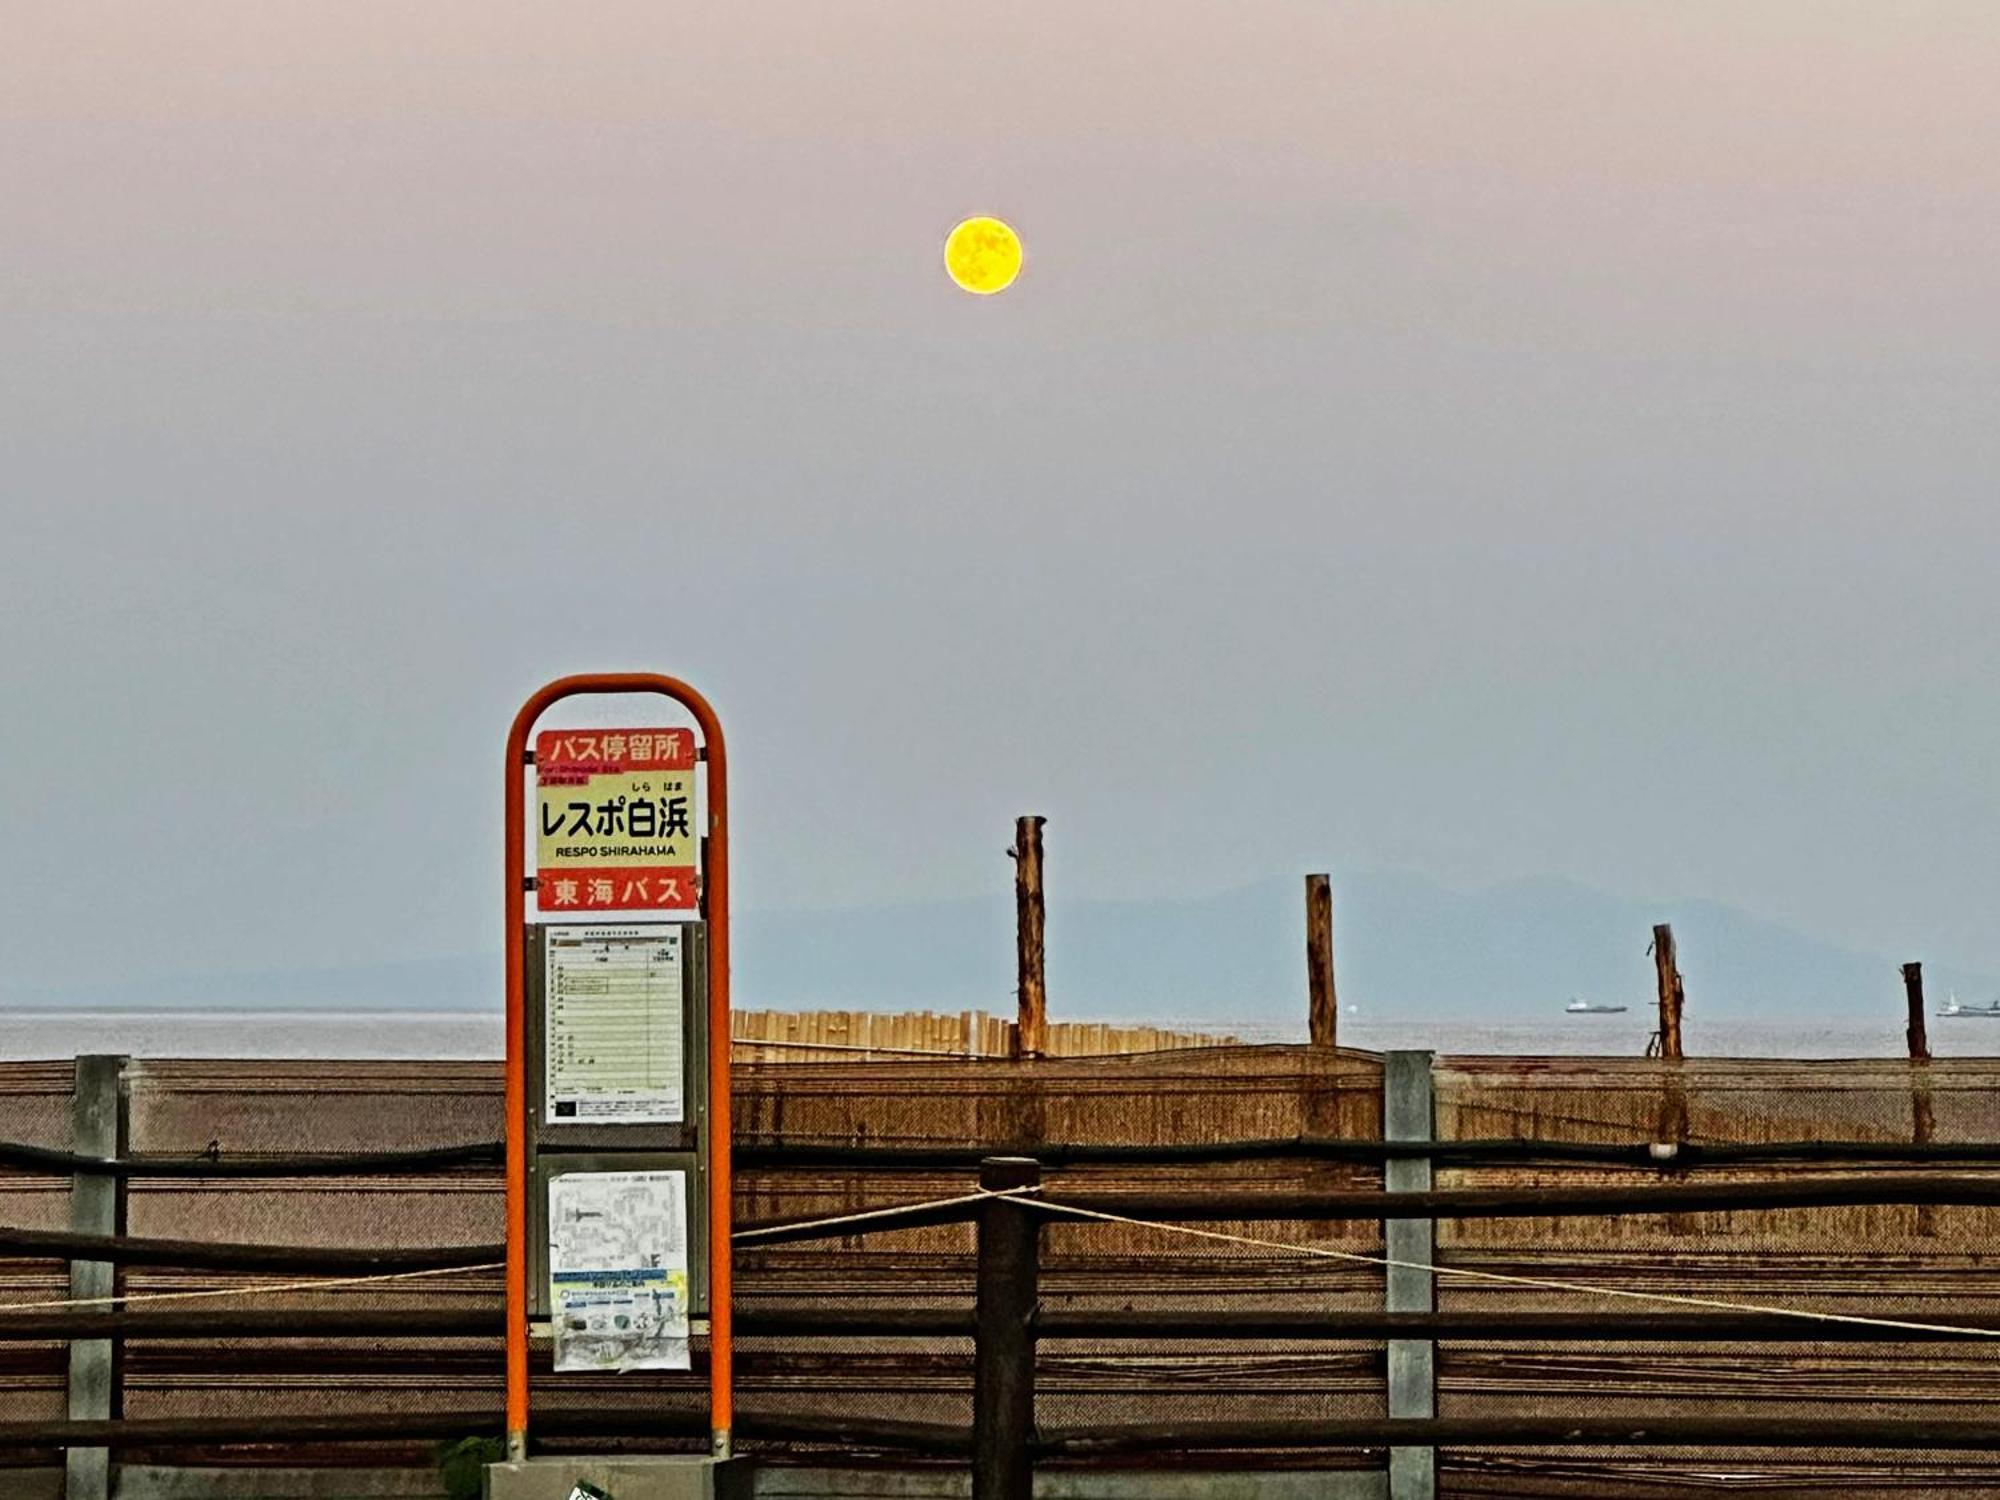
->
0, 1259, 505, 1317
731, 1183, 2000, 1337
1028, 1196, 2000, 1339
16, 1179, 1968, 1334
732, 1186, 1039, 1242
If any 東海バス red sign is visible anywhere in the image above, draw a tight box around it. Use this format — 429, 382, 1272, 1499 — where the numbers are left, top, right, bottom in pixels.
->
535, 728, 697, 912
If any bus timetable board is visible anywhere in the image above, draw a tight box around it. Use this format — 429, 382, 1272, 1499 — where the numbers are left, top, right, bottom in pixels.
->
523, 920, 709, 1325
544, 925, 687, 1125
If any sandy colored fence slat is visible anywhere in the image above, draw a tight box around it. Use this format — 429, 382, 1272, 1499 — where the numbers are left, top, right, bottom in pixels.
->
729, 1009, 1241, 1061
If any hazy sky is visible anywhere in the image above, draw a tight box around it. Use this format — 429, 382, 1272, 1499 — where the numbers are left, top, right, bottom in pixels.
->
5, 3, 1999, 999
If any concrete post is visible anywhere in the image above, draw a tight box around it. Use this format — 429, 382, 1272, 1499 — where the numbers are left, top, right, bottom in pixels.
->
1383, 1051, 1436, 1500
67, 1054, 128, 1500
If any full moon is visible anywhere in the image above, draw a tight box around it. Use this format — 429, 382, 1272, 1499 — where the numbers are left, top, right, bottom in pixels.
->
944, 217, 1023, 296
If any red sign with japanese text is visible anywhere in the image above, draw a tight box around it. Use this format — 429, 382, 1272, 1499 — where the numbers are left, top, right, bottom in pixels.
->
535, 728, 698, 912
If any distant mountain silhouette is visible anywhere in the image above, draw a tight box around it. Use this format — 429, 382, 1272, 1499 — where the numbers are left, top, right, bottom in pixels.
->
734, 872, 1995, 1028
11, 871, 1988, 1023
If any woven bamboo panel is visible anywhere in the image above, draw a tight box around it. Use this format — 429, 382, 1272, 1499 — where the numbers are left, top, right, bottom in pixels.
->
730, 1008, 1237, 1062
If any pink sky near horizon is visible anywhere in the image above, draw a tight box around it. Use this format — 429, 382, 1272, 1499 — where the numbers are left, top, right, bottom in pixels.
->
7, 3, 1996, 348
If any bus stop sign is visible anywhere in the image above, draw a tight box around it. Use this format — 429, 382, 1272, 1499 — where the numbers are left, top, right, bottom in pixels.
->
536, 728, 698, 912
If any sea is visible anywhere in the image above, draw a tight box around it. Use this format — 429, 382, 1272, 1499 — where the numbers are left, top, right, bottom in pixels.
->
0, 1011, 1991, 1061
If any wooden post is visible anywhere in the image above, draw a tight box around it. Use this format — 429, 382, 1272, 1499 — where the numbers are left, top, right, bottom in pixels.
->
1301, 874, 1343, 1201
1306, 874, 1338, 1051
1904, 962, 1931, 1064
1652, 925, 1690, 1158
1653, 924, 1685, 1061
67, 1055, 127, 1500
1905, 963, 1936, 1235
1012, 816, 1048, 1060
973, 1156, 1041, 1500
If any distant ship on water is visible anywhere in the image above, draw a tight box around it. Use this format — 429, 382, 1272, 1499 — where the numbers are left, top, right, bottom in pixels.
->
1564, 996, 1628, 1015
1939, 993, 2000, 1018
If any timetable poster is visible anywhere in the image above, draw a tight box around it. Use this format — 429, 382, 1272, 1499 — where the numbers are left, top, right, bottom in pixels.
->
544, 925, 686, 1125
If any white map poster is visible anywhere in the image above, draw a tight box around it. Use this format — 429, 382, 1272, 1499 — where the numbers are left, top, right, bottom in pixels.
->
548, 1169, 691, 1373
544, 925, 686, 1125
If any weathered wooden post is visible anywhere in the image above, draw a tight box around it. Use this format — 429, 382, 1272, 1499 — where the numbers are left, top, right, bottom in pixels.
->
973, 1156, 1042, 1500
1652, 925, 1689, 1150
1302, 874, 1344, 1199
1653, 924, 1685, 1062
1306, 874, 1338, 1051
1905, 963, 1936, 1234
1012, 817, 1048, 1059
1904, 962, 1931, 1066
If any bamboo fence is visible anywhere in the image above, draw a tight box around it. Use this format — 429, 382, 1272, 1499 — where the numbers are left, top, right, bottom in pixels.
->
728, 1008, 1237, 1061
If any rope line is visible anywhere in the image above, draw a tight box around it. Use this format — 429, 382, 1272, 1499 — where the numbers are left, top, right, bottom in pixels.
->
0, 1179, 1984, 1336
1026, 1197, 2000, 1339
0, 1260, 505, 1317
732, 1186, 1037, 1241
734, 1185, 2000, 1340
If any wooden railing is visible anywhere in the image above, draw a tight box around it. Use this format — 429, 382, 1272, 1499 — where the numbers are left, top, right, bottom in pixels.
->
13, 1050, 2000, 1499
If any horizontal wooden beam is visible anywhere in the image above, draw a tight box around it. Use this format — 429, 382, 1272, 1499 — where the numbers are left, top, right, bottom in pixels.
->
0, 1304, 1988, 1344
1032, 1308, 2000, 1341
1043, 1173, 2000, 1224
732, 1136, 2000, 1169
1037, 1415, 2000, 1455
4, 1133, 2000, 1176
0, 1140, 502, 1179
0, 1409, 964, 1453
0, 1226, 499, 1273
0, 1307, 508, 1340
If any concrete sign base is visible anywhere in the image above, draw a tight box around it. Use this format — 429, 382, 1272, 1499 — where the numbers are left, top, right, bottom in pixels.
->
485, 1457, 749, 1500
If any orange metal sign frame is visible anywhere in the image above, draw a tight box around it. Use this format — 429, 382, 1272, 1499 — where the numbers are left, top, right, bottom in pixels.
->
503, 674, 732, 1458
